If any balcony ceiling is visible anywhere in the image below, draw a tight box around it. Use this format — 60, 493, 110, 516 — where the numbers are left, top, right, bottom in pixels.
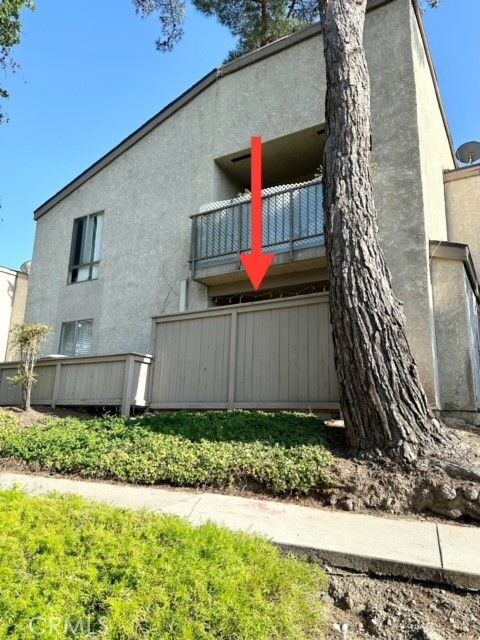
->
216, 124, 325, 189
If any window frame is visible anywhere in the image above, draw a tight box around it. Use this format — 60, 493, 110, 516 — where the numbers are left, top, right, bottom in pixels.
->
59, 319, 94, 357
68, 212, 103, 285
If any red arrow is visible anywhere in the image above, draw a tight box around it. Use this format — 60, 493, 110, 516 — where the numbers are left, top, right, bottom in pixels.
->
240, 136, 275, 290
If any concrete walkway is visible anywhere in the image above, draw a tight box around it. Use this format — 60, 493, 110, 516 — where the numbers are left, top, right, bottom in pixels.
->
1, 472, 479, 590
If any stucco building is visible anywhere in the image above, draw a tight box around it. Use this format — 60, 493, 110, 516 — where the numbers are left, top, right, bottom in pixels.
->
1, 0, 479, 421
0, 266, 29, 362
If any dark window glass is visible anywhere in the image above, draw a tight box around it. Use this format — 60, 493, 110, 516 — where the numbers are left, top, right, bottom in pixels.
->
68, 213, 103, 283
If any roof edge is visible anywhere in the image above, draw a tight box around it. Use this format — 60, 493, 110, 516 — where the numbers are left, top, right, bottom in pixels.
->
429, 240, 480, 303
444, 163, 480, 183
34, 69, 219, 219
33, 0, 405, 220
0, 265, 22, 276
411, 0, 457, 166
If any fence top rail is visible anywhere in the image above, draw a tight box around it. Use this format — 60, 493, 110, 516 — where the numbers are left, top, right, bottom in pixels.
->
153, 291, 329, 324
190, 178, 323, 219
0, 352, 153, 368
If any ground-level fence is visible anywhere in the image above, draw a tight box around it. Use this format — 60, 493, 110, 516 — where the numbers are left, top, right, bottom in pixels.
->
0, 294, 339, 415
0, 353, 152, 416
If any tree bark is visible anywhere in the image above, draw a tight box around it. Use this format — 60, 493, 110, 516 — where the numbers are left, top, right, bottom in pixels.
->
320, 0, 456, 463
260, 0, 269, 45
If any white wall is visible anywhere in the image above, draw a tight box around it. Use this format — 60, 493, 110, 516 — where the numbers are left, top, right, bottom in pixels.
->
0, 268, 16, 361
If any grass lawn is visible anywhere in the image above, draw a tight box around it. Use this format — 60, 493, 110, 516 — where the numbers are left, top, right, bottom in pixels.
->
0, 489, 327, 639
0, 411, 332, 494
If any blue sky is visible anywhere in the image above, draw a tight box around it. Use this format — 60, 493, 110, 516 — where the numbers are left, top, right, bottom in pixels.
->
0, 0, 479, 270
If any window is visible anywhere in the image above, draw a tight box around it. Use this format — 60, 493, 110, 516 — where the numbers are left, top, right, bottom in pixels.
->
68, 213, 103, 283
59, 319, 93, 356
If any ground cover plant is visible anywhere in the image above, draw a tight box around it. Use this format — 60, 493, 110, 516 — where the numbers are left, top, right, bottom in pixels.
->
0, 489, 327, 639
0, 410, 332, 494
0, 411, 20, 429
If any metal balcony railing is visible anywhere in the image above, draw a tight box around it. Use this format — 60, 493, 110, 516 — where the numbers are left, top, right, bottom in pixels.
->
190, 179, 324, 275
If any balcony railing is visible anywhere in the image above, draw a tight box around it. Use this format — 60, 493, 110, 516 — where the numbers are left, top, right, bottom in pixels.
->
190, 179, 324, 275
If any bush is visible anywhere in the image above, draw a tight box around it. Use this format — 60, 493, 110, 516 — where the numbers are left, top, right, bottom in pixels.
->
0, 489, 327, 639
0, 411, 333, 494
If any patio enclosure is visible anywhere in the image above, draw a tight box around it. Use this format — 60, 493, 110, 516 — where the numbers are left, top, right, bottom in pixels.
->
0, 294, 338, 414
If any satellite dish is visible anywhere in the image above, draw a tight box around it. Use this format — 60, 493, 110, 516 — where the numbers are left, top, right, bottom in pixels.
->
20, 260, 31, 275
456, 141, 480, 165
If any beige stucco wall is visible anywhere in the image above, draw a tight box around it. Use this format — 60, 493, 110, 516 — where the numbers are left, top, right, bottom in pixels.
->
431, 256, 479, 419
26, 0, 455, 405
404, 1, 456, 404
410, 8, 454, 242
445, 170, 480, 269
0, 268, 16, 362
5, 272, 29, 361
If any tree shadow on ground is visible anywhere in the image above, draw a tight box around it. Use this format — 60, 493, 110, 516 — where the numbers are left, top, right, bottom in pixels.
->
130, 410, 329, 448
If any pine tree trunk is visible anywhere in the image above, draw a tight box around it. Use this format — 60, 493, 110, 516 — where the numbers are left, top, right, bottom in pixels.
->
320, 0, 455, 462
260, 0, 269, 45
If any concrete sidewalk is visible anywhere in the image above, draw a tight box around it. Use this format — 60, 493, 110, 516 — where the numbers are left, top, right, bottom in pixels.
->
0, 472, 478, 590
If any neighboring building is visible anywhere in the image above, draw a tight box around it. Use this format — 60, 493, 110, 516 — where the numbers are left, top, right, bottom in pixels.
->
1, 0, 479, 421
0, 265, 29, 361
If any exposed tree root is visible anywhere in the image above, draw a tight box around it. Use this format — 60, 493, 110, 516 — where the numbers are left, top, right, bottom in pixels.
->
414, 478, 480, 521
429, 458, 480, 483
323, 426, 480, 523
413, 446, 480, 520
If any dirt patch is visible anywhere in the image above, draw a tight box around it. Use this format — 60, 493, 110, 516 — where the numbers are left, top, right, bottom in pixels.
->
311, 422, 480, 524
323, 567, 480, 639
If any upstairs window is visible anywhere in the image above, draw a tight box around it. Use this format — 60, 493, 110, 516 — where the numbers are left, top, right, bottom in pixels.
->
68, 213, 103, 283
59, 319, 93, 356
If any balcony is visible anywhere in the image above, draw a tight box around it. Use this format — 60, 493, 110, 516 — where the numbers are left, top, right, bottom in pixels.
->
190, 179, 325, 282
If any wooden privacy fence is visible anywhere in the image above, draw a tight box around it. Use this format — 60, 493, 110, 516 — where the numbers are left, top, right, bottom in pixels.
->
150, 293, 339, 409
0, 353, 152, 416
0, 295, 339, 413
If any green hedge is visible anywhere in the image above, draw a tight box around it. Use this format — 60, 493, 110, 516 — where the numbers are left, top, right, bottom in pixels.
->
0, 489, 327, 639
0, 411, 332, 494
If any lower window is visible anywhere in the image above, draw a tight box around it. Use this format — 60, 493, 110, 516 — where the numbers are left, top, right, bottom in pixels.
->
59, 319, 93, 356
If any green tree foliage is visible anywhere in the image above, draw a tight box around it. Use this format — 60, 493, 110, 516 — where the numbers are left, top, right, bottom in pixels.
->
0, 0, 34, 124
8, 323, 51, 411
134, 0, 320, 60
134, 0, 442, 62
193, 0, 321, 60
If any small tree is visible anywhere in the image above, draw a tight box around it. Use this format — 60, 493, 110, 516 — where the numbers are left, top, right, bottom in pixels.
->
8, 323, 51, 411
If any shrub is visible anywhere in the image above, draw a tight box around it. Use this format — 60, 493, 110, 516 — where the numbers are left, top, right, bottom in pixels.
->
8, 323, 51, 411
0, 489, 327, 639
0, 411, 333, 494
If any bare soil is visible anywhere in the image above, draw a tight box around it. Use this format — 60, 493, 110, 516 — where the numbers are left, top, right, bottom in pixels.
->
323, 567, 480, 640
313, 421, 480, 524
